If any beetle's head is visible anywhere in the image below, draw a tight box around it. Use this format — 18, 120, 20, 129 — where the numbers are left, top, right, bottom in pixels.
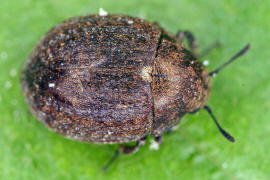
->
151, 40, 249, 142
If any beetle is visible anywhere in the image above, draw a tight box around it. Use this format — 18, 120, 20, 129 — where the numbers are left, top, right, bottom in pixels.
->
21, 14, 249, 171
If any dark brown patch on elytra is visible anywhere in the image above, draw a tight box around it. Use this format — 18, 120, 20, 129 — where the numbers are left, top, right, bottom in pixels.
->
21, 15, 210, 144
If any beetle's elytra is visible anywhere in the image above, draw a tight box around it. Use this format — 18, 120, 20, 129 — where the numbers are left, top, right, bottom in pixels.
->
21, 14, 249, 160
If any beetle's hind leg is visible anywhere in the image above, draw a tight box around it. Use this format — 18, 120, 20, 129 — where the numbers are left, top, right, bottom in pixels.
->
102, 136, 147, 172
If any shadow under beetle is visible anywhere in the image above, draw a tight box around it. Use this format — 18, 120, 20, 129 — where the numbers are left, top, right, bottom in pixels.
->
21, 14, 250, 171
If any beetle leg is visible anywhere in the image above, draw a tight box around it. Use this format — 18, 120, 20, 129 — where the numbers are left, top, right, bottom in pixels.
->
155, 136, 163, 145
102, 149, 120, 172
189, 108, 200, 114
102, 136, 147, 172
176, 30, 198, 57
176, 31, 221, 58
119, 136, 147, 154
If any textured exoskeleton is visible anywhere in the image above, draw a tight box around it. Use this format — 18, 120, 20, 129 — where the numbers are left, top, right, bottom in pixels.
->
21, 15, 210, 144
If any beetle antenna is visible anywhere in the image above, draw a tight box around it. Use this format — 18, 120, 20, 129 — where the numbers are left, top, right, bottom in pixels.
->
204, 105, 235, 142
102, 149, 120, 173
209, 44, 250, 76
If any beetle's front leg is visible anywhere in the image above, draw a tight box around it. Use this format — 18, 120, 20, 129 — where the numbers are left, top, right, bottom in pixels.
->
176, 30, 221, 58
176, 30, 198, 57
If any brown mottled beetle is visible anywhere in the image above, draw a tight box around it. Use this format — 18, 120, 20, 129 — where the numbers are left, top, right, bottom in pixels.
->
21, 14, 249, 170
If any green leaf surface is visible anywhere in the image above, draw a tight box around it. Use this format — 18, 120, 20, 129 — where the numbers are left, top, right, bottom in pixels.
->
1, 0, 269, 179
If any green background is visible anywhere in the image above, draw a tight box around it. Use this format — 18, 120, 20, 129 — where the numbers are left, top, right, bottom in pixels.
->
1, 0, 269, 179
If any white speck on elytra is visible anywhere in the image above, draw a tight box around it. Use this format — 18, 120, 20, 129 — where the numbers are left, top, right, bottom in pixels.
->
60, 34, 65, 38
149, 139, 159, 150
99, 8, 108, 16
48, 83, 55, 88
140, 66, 152, 83
127, 20, 133, 24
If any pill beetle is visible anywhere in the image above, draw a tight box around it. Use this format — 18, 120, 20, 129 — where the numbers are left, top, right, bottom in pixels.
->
21, 14, 249, 170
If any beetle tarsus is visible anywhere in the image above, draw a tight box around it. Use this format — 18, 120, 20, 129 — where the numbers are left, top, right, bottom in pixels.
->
102, 149, 120, 173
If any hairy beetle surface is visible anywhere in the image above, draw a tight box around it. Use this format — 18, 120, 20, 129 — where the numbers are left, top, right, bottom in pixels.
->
21, 15, 249, 160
